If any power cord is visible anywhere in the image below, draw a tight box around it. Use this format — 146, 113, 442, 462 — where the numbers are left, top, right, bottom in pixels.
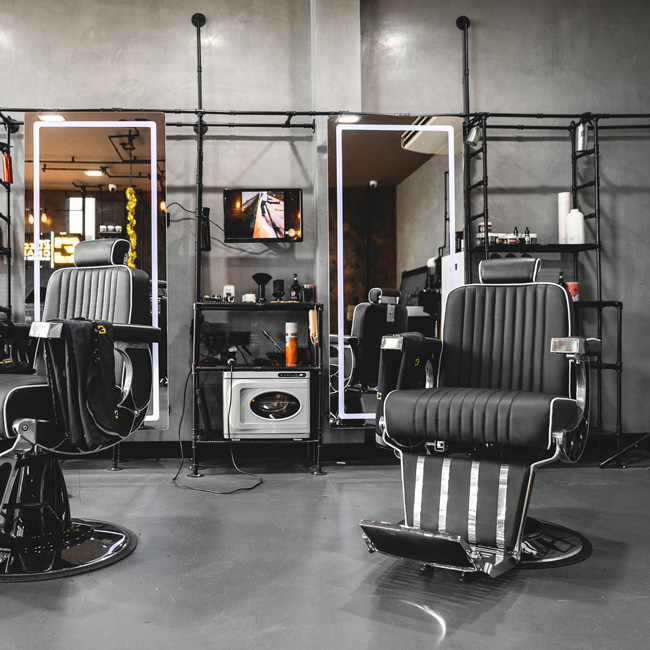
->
172, 366, 263, 494
166, 202, 285, 254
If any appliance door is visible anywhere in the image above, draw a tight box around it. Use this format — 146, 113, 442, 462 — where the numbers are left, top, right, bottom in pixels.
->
224, 376, 310, 438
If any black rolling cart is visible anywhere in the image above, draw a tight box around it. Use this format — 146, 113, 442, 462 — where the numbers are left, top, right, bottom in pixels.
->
190, 300, 324, 476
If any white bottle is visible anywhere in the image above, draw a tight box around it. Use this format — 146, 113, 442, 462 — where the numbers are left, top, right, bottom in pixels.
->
557, 192, 571, 244
566, 208, 586, 245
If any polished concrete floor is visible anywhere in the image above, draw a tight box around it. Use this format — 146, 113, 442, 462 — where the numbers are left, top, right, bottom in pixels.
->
2, 453, 649, 649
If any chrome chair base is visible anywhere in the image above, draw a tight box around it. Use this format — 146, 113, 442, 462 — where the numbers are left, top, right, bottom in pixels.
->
0, 519, 137, 582
519, 518, 592, 569
360, 515, 591, 578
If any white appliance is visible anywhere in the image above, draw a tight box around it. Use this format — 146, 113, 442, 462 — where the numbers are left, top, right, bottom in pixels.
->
222, 370, 311, 439
440, 251, 465, 333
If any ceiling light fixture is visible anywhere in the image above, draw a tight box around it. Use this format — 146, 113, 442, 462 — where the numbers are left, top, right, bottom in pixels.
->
38, 114, 66, 122
84, 170, 103, 177
337, 115, 361, 124
466, 125, 482, 147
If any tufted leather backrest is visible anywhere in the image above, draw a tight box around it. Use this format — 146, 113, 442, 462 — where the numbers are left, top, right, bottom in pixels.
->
440, 281, 572, 395
351, 289, 408, 388
43, 240, 150, 325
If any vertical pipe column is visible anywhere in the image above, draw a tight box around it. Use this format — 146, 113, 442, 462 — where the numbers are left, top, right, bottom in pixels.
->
592, 118, 603, 431
456, 16, 471, 118
456, 16, 471, 281
5, 122, 11, 316
192, 12, 207, 304
480, 114, 489, 262
191, 13, 207, 478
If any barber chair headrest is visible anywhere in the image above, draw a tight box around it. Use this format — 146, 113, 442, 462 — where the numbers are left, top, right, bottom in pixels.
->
74, 239, 131, 268
479, 257, 541, 284
368, 287, 400, 305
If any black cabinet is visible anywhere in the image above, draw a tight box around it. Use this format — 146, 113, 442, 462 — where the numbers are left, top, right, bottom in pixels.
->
190, 301, 324, 474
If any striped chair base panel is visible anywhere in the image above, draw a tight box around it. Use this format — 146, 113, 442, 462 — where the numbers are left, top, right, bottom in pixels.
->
401, 453, 531, 552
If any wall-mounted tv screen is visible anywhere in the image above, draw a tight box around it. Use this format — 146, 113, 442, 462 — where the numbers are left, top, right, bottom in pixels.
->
223, 188, 303, 242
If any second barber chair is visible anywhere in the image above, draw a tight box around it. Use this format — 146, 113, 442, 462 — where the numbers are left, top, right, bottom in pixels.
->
361, 258, 599, 578
330, 288, 407, 422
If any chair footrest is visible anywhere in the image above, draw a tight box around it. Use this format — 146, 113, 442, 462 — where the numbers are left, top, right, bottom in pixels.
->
360, 519, 518, 577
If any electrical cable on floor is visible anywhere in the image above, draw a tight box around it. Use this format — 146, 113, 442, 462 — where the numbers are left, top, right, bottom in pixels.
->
172, 366, 263, 494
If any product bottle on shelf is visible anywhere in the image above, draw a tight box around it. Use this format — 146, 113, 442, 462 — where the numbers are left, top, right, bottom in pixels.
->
285, 322, 298, 366
566, 208, 586, 245
289, 274, 302, 302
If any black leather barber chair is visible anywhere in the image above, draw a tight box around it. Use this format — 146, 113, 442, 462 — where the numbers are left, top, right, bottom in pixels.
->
330, 288, 408, 420
361, 258, 600, 578
0, 239, 158, 581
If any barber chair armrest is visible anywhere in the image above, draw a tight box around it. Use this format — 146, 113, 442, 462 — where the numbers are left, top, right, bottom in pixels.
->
550, 336, 601, 360
30, 322, 160, 344
381, 334, 442, 378
113, 324, 160, 344
329, 334, 359, 350
29, 321, 64, 339
381, 334, 441, 355
0, 322, 32, 341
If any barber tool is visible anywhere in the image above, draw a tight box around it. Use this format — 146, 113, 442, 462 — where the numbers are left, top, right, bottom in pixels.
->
272, 279, 285, 301
252, 272, 272, 303
263, 330, 283, 352
242, 293, 256, 303
308, 308, 319, 347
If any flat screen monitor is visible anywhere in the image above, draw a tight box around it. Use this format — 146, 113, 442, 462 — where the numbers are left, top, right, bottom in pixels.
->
223, 188, 303, 242
399, 266, 429, 306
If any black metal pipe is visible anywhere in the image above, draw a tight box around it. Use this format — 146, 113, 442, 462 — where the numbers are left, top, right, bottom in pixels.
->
166, 121, 315, 130
484, 124, 570, 131
457, 16, 472, 275
0, 105, 468, 119
480, 114, 489, 260
190, 13, 206, 480
593, 118, 602, 304
192, 13, 206, 306
456, 16, 471, 117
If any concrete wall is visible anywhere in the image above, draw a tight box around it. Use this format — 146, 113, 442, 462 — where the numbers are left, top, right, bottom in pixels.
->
1, 0, 648, 436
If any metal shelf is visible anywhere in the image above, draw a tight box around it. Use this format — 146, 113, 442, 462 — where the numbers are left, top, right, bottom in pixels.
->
196, 300, 322, 312
469, 243, 598, 255
195, 363, 322, 372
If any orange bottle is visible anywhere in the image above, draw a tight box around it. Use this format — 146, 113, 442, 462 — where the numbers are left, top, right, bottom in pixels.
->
285, 322, 298, 366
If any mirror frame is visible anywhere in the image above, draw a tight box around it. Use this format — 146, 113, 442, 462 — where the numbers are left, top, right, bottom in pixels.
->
334, 122, 457, 421
31, 119, 162, 422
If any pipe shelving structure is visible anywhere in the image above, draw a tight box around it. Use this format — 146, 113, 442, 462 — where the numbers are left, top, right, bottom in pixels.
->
455, 17, 650, 467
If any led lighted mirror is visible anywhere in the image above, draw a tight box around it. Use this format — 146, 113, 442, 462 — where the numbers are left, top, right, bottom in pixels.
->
334, 121, 457, 421
24, 113, 168, 428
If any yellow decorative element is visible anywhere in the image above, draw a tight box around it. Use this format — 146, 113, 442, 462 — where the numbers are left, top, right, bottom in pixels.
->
125, 187, 137, 268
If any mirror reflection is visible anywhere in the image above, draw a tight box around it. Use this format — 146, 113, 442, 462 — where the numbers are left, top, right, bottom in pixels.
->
24, 112, 168, 428
327, 115, 462, 425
